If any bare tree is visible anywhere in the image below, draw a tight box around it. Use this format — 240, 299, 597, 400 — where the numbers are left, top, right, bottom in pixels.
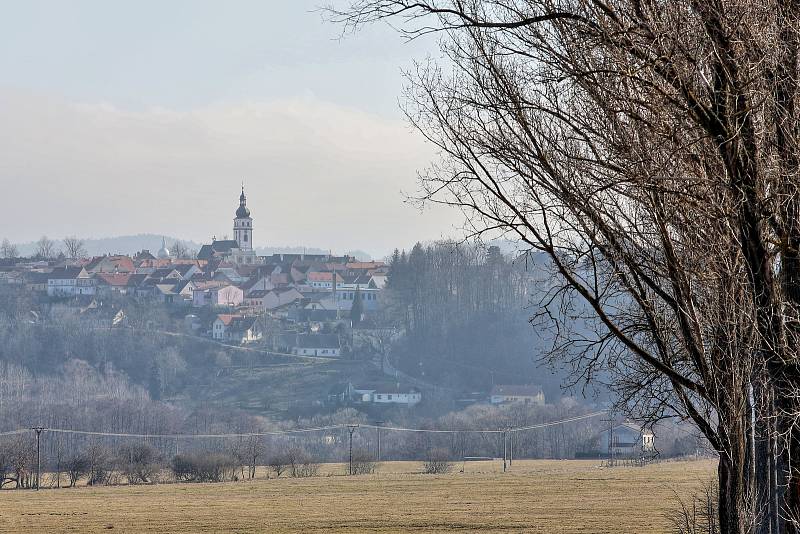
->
242, 436, 264, 479
86, 444, 110, 486
116, 443, 161, 485
331, 2, 800, 532
0, 239, 18, 259
34, 235, 57, 260
65, 451, 89, 487
267, 452, 288, 478
171, 241, 190, 259
668, 479, 720, 534
62, 236, 87, 260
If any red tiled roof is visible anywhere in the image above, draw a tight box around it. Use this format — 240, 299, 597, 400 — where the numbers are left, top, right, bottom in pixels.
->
215, 314, 236, 326
307, 272, 342, 282
96, 273, 132, 286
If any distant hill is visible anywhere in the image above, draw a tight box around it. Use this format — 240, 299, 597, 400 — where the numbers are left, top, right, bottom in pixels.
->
14, 234, 372, 260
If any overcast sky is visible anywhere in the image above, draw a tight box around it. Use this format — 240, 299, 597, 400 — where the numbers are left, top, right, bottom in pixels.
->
0, 0, 461, 258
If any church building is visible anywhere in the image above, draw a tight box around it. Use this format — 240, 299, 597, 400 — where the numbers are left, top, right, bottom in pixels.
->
197, 187, 261, 265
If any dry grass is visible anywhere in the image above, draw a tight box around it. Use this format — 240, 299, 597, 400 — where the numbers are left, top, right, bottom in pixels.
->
0, 459, 715, 533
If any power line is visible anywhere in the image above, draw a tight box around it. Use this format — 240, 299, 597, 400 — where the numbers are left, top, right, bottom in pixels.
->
0, 429, 28, 437
0, 411, 607, 440
509, 411, 607, 432
42, 424, 345, 439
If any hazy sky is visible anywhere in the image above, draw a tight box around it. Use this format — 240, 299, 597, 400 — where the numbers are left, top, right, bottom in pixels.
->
0, 1, 461, 258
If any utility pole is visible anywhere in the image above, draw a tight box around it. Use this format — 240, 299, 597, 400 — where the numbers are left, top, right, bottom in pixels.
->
374, 421, 384, 462
32, 427, 44, 491
347, 425, 358, 475
509, 428, 513, 467
601, 410, 614, 467
502, 429, 507, 473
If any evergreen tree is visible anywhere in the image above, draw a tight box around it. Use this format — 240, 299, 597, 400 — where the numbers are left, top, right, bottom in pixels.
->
350, 287, 363, 325
148, 360, 163, 401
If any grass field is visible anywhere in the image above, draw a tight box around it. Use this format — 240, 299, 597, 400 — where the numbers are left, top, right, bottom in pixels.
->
0, 459, 715, 533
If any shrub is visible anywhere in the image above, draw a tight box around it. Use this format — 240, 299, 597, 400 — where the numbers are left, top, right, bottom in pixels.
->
285, 447, 319, 478
422, 448, 453, 474
350, 448, 377, 475
117, 443, 162, 485
171, 452, 237, 483
267, 453, 289, 478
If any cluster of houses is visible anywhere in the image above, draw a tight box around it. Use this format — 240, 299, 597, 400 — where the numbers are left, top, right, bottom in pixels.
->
0, 188, 388, 357
0, 189, 659, 453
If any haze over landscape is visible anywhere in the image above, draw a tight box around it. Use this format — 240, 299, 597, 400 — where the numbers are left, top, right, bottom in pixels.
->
0, 0, 458, 258
4, 1, 794, 533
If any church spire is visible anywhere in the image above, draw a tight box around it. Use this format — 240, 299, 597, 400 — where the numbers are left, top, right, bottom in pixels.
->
236, 184, 250, 219
234, 185, 253, 253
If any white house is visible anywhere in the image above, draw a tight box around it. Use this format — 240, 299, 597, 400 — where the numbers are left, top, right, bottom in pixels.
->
47, 267, 96, 297
290, 333, 341, 357
594, 423, 656, 458
192, 281, 227, 307
372, 385, 422, 406
212, 314, 234, 340
209, 285, 244, 307
306, 271, 343, 290
191, 284, 244, 308
211, 314, 262, 344
490, 385, 545, 406
337, 382, 422, 407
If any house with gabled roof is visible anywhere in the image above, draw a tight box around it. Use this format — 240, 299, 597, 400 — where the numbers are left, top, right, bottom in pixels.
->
47, 267, 96, 297
586, 422, 656, 459
212, 314, 236, 340
171, 279, 197, 302
209, 284, 244, 307
239, 274, 274, 296
95, 273, 133, 295
24, 270, 50, 292
306, 271, 343, 290
212, 314, 262, 344
290, 333, 341, 357
263, 287, 304, 310
85, 255, 135, 274
490, 385, 545, 406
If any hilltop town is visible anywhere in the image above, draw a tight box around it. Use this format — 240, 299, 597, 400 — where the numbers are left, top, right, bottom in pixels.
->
0, 189, 440, 402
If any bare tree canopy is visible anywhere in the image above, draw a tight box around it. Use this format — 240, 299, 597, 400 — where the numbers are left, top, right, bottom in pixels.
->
171, 241, 188, 259
62, 236, 87, 260
34, 236, 57, 260
0, 239, 18, 260
330, 1, 800, 532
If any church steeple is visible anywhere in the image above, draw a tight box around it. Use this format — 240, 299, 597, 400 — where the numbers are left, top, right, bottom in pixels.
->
233, 185, 253, 252
157, 236, 170, 259
236, 185, 250, 218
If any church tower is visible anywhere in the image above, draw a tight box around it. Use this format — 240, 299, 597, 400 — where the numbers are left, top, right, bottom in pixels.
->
233, 186, 253, 252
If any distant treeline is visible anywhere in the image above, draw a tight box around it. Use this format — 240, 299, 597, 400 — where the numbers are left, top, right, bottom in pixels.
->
383, 242, 567, 395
